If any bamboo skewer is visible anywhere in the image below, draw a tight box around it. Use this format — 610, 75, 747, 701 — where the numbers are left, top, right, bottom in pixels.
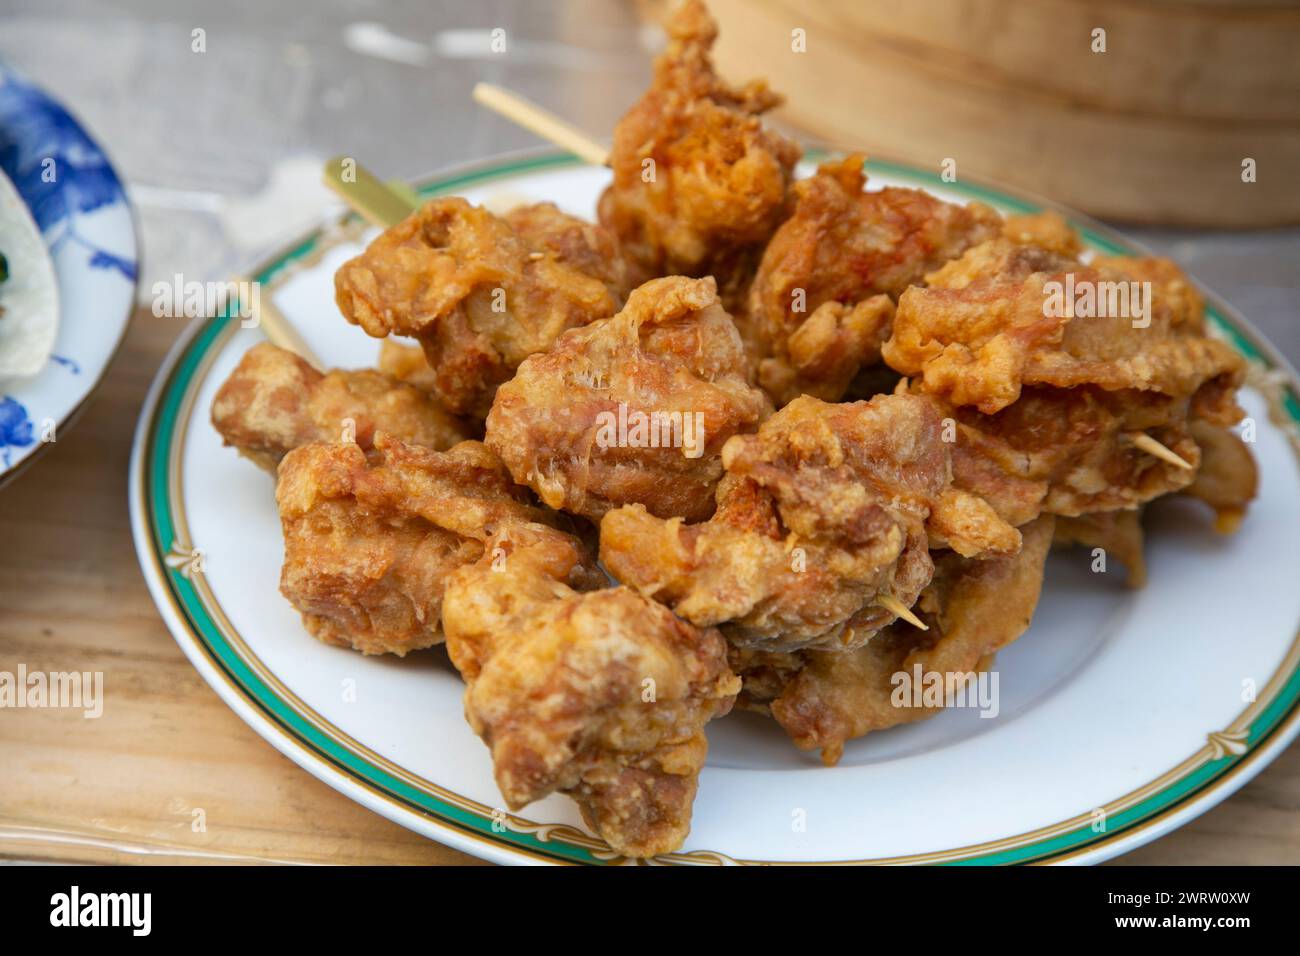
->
223, 161, 418, 372
323, 155, 419, 228
232, 273, 324, 371
877, 593, 929, 631
1130, 433, 1193, 470
383, 179, 423, 213
237, 162, 419, 375
472, 82, 609, 166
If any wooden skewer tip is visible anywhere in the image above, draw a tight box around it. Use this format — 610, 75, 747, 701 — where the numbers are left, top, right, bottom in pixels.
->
233, 274, 324, 371
1131, 433, 1193, 470
472, 82, 609, 167
877, 593, 929, 631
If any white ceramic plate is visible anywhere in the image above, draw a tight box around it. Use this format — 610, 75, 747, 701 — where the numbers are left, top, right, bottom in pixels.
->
0, 64, 137, 486
130, 152, 1300, 865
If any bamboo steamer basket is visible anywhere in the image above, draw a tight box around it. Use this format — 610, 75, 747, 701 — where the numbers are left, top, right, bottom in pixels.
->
694, 0, 1300, 226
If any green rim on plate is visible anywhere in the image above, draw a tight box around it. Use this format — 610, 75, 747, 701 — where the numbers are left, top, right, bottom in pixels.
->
139, 153, 1300, 865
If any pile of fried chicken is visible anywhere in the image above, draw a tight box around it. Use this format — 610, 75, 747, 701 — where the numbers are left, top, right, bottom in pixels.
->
210, 1, 1258, 859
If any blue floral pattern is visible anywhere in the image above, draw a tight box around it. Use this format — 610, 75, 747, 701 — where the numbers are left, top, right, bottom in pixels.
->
0, 395, 35, 466
0, 69, 136, 280
0, 63, 137, 484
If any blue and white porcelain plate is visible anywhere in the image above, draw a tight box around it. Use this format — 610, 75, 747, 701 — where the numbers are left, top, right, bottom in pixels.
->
0, 63, 137, 483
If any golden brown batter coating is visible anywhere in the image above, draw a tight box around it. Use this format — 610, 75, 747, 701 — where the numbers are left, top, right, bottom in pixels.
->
1182, 419, 1259, 533
377, 339, 440, 395
746, 155, 1001, 405
600, 393, 1019, 652
882, 215, 1255, 529
275, 435, 550, 656
485, 276, 770, 523
757, 295, 896, 407
441, 521, 739, 858
335, 197, 618, 419
739, 514, 1054, 765
370, 201, 632, 407
943, 385, 1208, 522
598, 0, 801, 304
884, 223, 1245, 417
211, 342, 466, 472
503, 201, 632, 303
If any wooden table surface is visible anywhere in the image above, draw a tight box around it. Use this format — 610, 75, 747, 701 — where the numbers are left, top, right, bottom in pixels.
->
1, 309, 1296, 866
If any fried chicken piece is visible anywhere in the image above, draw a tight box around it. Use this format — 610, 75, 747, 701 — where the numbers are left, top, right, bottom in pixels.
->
884, 223, 1246, 416
883, 217, 1255, 530
503, 201, 632, 303
441, 521, 739, 858
377, 339, 440, 395
598, 0, 801, 306
756, 296, 896, 407
335, 197, 618, 419
1036, 423, 1256, 587
727, 646, 808, 717
943, 384, 1209, 521
370, 202, 633, 406
485, 276, 770, 523
1182, 419, 1259, 533
601, 393, 1019, 652
1054, 509, 1147, 587
741, 514, 1054, 765
275, 435, 551, 656
998, 210, 1085, 258
211, 342, 466, 472
745, 155, 1002, 405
